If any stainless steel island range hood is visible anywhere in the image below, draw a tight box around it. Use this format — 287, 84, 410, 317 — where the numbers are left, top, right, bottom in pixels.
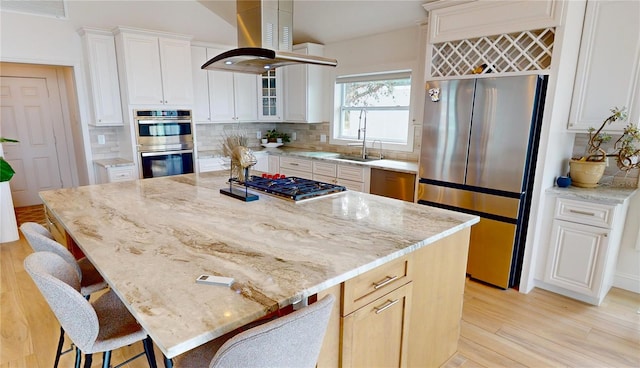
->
202, 0, 337, 74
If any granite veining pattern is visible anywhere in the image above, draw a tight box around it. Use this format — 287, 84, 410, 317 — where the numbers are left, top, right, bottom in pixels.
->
546, 185, 637, 204
39, 172, 477, 358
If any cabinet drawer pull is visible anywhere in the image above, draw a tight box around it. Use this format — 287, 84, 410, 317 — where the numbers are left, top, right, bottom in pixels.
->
289, 162, 299, 166
374, 299, 399, 314
373, 275, 398, 290
569, 209, 596, 216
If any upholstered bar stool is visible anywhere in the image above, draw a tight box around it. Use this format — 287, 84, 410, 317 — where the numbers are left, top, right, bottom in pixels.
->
170, 294, 334, 368
20, 222, 108, 297
20, 222, 108, 367
24, 251, 157, 368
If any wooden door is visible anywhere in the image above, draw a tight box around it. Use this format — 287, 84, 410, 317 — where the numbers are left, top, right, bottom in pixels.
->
0, 76, 65, 206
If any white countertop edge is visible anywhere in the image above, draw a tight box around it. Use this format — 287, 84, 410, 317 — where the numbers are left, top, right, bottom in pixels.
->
546, 186, 637, 204
93, 158, 135, 168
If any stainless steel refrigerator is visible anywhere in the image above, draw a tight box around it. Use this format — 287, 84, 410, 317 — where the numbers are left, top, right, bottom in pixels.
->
418, 75, 547, 289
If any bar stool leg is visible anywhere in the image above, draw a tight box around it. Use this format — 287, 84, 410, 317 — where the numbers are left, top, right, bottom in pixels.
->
74, 347, 82, 368
163, 354, 173, 368
54, 326, 64, 368
143, 336, 158, 368
83, 353, 92, 368
102, 351, 111, 368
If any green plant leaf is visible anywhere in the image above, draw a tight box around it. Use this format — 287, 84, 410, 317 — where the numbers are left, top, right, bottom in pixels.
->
0, 157, 15, 182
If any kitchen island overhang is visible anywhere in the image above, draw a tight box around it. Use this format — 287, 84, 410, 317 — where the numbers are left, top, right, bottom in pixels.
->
39, 171, 478, 360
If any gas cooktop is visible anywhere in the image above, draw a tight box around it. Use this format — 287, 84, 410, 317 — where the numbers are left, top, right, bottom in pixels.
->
239, 175, 347, 201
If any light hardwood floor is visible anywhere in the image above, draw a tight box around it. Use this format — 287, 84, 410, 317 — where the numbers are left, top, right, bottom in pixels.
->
2, 215, 639, 367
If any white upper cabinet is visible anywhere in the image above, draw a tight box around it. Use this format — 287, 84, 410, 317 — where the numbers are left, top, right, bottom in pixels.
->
191, 45, 258, 123
567, 0, 640, 132
79, 28, 123, 126
424, 0, 564, 44
283, 43, 325, 123
231, 72, 259, 122
258, 69, 283, 122
191, 46, 211, 122
114, 27, 193, 106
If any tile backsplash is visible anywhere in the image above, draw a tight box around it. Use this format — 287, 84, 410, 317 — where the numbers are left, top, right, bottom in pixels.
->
195, 122, 421, 162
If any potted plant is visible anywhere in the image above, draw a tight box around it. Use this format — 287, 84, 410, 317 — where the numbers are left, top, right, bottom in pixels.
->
569, 107, 640, 187
264, 129, 279, 143
264, 129, 290, 144
1, 137, 19, 243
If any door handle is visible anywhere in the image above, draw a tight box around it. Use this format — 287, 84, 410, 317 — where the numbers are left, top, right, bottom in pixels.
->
374, 299, 399, 314
373, 275, 398, 289
569, 209, 596, 216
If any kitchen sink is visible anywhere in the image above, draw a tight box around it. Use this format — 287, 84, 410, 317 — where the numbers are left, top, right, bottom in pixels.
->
295, 152, 340, 158
335, 154, 381, 162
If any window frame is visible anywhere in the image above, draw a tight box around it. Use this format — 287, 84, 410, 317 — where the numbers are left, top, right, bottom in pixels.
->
330, 70, 414, 152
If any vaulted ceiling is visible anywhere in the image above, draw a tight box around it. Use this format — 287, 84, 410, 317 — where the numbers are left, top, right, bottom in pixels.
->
197, 0, 430, 45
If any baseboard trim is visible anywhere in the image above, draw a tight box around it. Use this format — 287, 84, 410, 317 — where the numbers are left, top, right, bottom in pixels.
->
613, 272, 640, 294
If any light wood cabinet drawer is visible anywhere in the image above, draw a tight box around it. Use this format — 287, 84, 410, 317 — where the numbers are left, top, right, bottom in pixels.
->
279, 156, 313, 173
554, 198, 614, 229
343, 256, 412, 316
338, 165, 365, 182
313, 161, 337, 177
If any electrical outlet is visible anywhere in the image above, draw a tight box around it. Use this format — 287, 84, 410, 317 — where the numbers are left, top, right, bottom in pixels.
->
320, 134, 326, 143
98, 135, 106, 145
292, 132, 297, 141
256, 131, 262, 139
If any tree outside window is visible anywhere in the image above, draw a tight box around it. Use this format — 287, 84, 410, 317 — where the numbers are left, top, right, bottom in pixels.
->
334, 71, 411, 144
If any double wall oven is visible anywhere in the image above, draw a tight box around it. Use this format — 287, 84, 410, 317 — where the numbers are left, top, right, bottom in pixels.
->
134, 110, 194, 179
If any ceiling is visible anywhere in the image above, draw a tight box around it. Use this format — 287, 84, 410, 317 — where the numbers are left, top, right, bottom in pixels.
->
197, 0, 431, 45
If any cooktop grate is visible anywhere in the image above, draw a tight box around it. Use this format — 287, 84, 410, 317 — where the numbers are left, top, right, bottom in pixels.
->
239, 176, 347, 201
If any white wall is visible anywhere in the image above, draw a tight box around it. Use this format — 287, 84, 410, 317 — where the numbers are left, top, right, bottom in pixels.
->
614, 191, 640, 293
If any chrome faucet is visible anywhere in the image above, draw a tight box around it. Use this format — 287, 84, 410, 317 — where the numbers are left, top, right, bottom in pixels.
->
372, 139, 384, 159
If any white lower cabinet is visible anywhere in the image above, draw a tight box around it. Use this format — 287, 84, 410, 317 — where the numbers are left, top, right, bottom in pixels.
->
95, 164, 136, 183
253, 152, 269, 172
279, 156, 313, 179
268, 156, 280, 174
198, 157, 227, 173
311, 161, 370, 192
542, 196, 629, 305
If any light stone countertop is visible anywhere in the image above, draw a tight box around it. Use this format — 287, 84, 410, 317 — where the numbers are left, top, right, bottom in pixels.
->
546, 185, 637, 204
198, 147, 419, 174
93, 158, 135, 168
40, 171, 477, 358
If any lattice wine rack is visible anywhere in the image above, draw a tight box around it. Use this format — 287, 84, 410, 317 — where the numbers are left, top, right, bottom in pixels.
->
431, 28, 555, 77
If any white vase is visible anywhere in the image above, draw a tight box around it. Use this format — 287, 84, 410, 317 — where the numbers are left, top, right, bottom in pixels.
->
0, 181, 19, 243
0, 142, 19, 243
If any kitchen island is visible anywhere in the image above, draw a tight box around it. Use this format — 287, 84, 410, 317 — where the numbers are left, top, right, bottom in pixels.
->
40, 171, 478, 366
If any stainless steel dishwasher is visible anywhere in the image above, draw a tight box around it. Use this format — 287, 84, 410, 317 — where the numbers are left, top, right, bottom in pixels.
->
369, 168, 416, 202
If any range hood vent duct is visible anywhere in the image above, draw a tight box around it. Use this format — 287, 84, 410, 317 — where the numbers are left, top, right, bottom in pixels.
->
202, 0, 337, 74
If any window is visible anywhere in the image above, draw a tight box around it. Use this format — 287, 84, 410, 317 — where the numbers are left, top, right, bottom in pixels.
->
333, 71, 412, 147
